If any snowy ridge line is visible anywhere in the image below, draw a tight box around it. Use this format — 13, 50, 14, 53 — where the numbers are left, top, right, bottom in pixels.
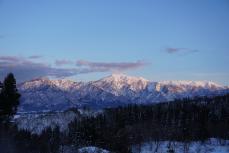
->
18, 74, 229, 112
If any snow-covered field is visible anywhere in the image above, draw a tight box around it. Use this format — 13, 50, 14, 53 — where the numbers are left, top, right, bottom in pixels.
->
61, 140, 229, 153
60, 146, 110, 153
132, 139, 229, 153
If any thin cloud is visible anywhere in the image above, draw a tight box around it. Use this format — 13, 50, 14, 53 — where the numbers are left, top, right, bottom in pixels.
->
55, 59, 74, 66
28, 55, 43, 59
165, 47, 199, 54
0, 56, 147, 82
0, 56, 80, 82
0, 56, 22, 62
166, 47, 185, 54
76, 60, 148, 71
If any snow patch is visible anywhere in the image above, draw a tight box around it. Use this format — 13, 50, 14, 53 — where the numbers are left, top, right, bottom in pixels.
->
78, 146, 110, 153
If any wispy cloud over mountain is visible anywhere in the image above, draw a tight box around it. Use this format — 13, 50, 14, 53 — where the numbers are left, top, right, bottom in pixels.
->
0, 56, 73, 82
28, 55, 43, 59
55, 59, 74, 66
76, 60, 148, 72
0, 56, 22, 62
0, 56, 147, 82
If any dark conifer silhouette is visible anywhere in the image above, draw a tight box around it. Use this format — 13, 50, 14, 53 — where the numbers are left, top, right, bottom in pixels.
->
0, 73, 20, 122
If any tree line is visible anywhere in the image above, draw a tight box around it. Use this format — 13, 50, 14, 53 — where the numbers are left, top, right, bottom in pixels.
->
67, 94, 229, 152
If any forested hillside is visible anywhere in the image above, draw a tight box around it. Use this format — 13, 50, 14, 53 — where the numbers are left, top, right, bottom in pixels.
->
1, 93, 228, 153
67, 94, 229, 152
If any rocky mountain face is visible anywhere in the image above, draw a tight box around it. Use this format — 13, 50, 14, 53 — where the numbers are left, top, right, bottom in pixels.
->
18, 74, 229, 112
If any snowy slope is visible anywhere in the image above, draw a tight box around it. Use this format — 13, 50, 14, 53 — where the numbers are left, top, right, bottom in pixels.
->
18, 74, 229, 112
15, 109, 80, 134
132, 138, 229, 153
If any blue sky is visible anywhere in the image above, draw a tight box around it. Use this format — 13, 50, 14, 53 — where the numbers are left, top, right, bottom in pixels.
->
0, 0, 229, 85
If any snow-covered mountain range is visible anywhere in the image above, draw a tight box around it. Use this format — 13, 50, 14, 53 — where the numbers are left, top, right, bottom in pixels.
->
18, 74, 229, 112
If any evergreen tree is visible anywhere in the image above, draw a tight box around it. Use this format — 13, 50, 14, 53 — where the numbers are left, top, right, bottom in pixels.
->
0, 73, 20, 122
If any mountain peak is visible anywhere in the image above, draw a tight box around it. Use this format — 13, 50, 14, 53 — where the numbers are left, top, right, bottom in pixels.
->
92, 74, 149, 95
103, 73, 149, 82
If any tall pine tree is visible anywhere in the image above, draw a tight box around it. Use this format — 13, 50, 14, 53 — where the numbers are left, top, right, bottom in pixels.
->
0, 73, 20, 123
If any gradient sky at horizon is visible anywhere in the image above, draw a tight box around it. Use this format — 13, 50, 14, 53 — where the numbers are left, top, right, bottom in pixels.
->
0, 0, 229, 85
